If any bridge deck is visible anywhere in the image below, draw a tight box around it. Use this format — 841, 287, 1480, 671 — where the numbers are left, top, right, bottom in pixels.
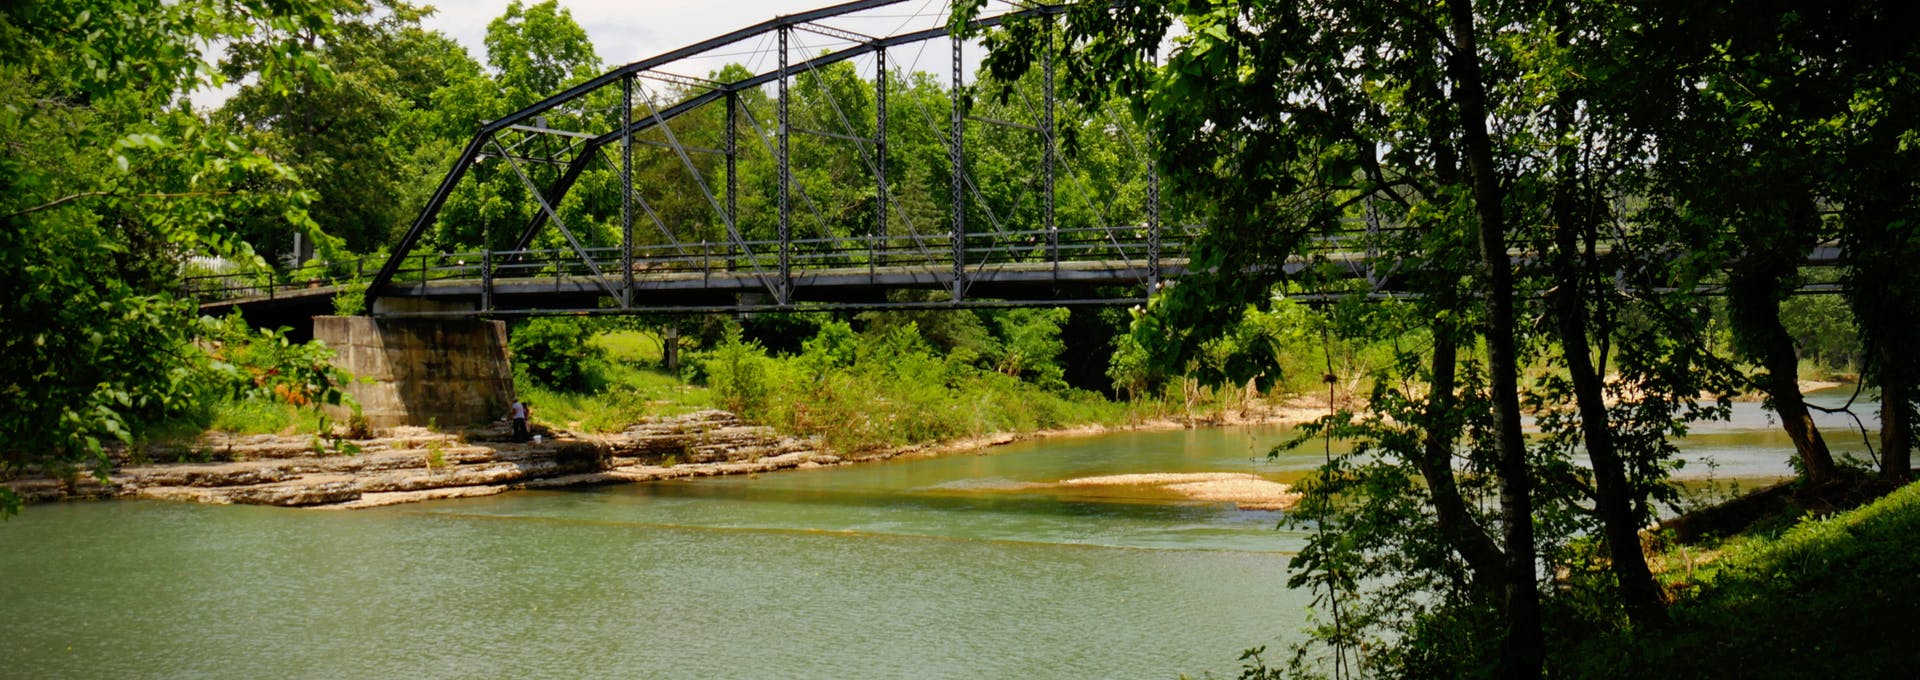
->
198, 257, 1191, 319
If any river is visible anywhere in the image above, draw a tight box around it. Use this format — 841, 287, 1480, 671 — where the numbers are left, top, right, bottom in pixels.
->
0, 388, 1880, 678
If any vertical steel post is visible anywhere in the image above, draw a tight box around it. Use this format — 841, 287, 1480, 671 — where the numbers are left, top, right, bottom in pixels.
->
481, 249, 493, 312
875, 46, 889, 264
950, 37, 965, 302
1043, 19, 1057, 270
726, 90, 739, 271
621, 74, 635, 308
778, 26, 792, 306
1148, 155, 1161, 298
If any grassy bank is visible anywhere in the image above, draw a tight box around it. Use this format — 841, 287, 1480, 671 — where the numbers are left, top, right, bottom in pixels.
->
514, 329, 711, 432
692, 323, 1131, 453
1561, 479, 1920, 678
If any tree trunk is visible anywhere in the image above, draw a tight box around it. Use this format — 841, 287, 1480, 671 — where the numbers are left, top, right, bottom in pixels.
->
1416, 325, 1508, 595
1727, 273, 1841, 485
662, 324, 681, 374
1880, 364, 1912, 482
1548, 188, 1666, 628
1445, 1, 1544, 675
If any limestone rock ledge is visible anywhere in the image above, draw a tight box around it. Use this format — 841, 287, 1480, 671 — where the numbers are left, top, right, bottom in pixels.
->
4, 410, 841, 510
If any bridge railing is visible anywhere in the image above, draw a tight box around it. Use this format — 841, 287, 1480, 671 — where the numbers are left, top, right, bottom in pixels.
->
180, 256, 385, 305
185, 225, 1199, 307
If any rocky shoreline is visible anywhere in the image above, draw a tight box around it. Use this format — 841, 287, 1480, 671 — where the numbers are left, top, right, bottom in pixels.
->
5, 404, 1320, 511
4, 411, 845, 510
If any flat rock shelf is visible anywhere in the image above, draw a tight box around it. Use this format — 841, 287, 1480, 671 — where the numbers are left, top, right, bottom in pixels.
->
4, 411, 846, 510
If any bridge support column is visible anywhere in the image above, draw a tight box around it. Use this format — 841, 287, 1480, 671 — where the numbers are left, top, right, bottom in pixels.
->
316, 316, 514, 430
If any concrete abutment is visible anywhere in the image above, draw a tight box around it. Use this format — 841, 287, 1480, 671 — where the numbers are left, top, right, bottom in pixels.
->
314, 315, 514, 429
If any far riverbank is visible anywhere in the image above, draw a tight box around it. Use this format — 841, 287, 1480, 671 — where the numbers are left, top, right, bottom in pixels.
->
4, 401, 1322, 512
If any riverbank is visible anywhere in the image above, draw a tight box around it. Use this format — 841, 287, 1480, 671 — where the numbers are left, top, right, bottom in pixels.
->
1562, 478, 1920, 678
4, 402, 1321, 512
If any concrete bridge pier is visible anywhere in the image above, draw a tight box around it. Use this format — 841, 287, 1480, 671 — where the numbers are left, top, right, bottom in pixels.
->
315, 315, 514, 429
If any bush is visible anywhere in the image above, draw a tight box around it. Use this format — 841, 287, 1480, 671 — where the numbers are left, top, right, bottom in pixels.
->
510, 317, 604, 391
694, 321, 1124, 452
700, 329, 779, 415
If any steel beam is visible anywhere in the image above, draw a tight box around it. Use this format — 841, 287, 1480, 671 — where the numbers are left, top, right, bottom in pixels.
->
510, 154, 592, 253
875, 46, 888, 259
795, 21, 876, 44
1148, 156, 1162, 297
506, 124, 598, 140
726, 90, 738, 268
630, 138, 727, 155
1043, 20, 1056, 269
369, 0, 920, 310
950, 37, 965, 302
778, 26, 793, 306
621, 74, 635, 308
637, 69, 726, 91
634, 86, 779, 300
792, 126, 875, 145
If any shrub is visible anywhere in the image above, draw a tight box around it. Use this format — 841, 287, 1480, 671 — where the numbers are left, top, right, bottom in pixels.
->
510, 317, 604, 391
695, 320, 1124, 452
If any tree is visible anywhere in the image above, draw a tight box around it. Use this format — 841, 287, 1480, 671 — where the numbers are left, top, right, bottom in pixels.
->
0, 0, 337, 516
485, 0, 601, 110
1616, 1, 1920, 484
1615, 0, 1854, 487
426, 0, 606, 254
961, 0, 1559, 671
220, 1, 483, 257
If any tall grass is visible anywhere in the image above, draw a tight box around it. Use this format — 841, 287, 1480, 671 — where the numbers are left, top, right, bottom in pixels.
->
518, 357, 711, 432
693, 323, 1126, 452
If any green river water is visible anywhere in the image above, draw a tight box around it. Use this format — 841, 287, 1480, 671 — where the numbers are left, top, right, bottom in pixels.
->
0, 389, 1878, 678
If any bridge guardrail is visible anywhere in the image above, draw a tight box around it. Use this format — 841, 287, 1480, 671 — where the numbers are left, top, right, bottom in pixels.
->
183, 226, 1200, 308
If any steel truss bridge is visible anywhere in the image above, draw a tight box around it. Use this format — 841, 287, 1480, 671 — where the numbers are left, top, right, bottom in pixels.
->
368, 0, 1188, 317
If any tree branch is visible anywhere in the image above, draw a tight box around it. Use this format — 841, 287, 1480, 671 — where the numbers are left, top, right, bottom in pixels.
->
6, 190, 241, 220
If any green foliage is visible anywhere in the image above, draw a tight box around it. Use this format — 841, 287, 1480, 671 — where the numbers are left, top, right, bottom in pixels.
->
1275, 348, 1509, 678
1779, 294, 1859, 374
700, 329, 777, 416
961, 0, 1914, 672
1560, 481, 1920, 679
484, 1, 601, 108
1115, 294, 1407, 403
203, 314, 356, 409
509, 317, 605, 392
209, 399, 300, 435
423, 440, 448, 469
217, 1, 455, 256
992, 308, 1070, 388
858, 305, 999, 361
0, 0, 338, 516
592, 329, 665, 365
331, 282, 368, 316
694, 322, 1122, 452
513, 328, 711, 431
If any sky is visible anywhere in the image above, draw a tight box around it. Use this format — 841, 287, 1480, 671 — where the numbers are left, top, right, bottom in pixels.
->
427, 0, 855, 69
429, 0, 984, 80
193, 0, 976, 108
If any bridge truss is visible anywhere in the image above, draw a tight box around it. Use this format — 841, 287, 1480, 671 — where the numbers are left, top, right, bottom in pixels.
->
363, 0, 1186, 317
